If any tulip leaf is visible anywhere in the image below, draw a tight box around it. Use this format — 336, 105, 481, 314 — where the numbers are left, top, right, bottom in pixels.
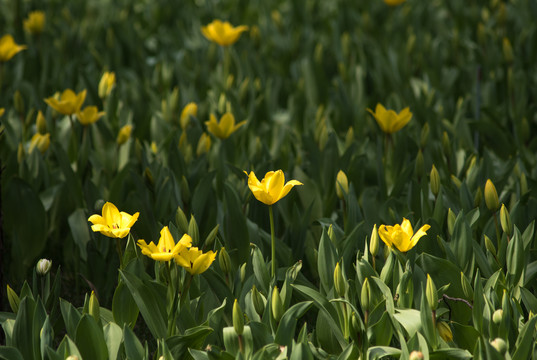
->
75, 314, 108, 360
366, 346, 401, 359
68, 208, 91, 261
429, 348, 473, 359
222, 182, 250, 265
112, 280, 139, 329
166, 325, 214, 359
123, 325, 146, 360
275, 301, 313, 347
40, 316, 54, 360
103, 322, 123, 360
512, 315, 537, 360
317, 227, 337, 295
11, 297, 37, 360
120, 269, 167, 340
506, 227, 524, 288
450, 211, 473, 274
0, 347, 24, 360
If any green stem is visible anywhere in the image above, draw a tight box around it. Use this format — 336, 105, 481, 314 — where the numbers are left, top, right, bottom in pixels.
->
116, 238, 123, 269
493, 212, 501, 250
166, 262, 178, 337
269, 205, 276, 279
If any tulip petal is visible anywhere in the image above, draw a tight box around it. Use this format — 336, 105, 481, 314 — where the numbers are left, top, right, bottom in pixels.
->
88, 214, 105, 226
191, 251, 217, 274
102, 202, 121, 227
378, 225, 394, 248
408, 224, 430, 249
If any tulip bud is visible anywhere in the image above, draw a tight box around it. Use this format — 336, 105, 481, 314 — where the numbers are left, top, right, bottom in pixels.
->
203, 224, 219, 250
233, 299, 244, 335
415, 150, 425, 178
251, 285, 265, 317
520, 172, 528, 195
13, 90, 25, 115
271, 286, 283, 323
460, 272, 473, 299
502, 37, 514, 64
188, 215, 199, 246
474, 186, 483, 207
430, 165, 440, 197
484, 235, 497, 257
117, 125, 132, 145
36, 111, 47, 134
66, 356, 79, 360
334, 262, 346, 298
436, 321, 453, 342
490, 338, 508, 355
500, 204, 513, 236
345, 127, 354, 149
36, 259, 52, 276
17, 143, 25, 163
442, 132, 451, 157
492, 309, 503, 324
175, 206, 189, 234
426, 274, 438, 311
89, 291, 101, 324
450, 175, 461, 189
419, 123, 429, 148
361, 278, 371, 313
143, 167, 154, 188
327, 224, 336, 246
226, 75, 234, 90
485, 179, 500, 212
409, 351, 424, 360
447, 208, 456, 236
98, 71, 116, 99
240, 263, 247, 283
336, 170, 349, 199
218, 247, 232, 275
7, 285, 20, 313
196, 133, 211, 156
370, 224, 379, 258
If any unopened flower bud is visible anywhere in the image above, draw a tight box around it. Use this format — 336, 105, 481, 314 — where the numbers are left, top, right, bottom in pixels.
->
188, 215, 199, 246
370, 224, 379, 257
426, 274, 438, 311
460, 272, 473, 299
474, 186, 483, 207
450, 175, 461, 189
409, 351, 424, 360
415, 150, 425, 178
490, 338, 508, 355
180, 176, 190, 205
66, 356, 79, 360
196, 133, 211, 156
436, 321, 453, 342
180, 102, 197, 130
520, 172, 528, 195
447, 208, 456, 236
240, 263, 247, 283
6, 285, 20, 313
327, 224, 336, 245
420, 123, 429, 148
271, 286, 283, 323
345, 127, 354, 149
36, 111, 47, 134
430, 165, 440, 197
442, 132, 451, 157
492, 309, 503, 324
251, 285, 265, 317
336, 170, 349, 199
117, 125, 132, 145
500, 204, 513, 236
13, 90, 25, 115
17, 143, 25, 163
334, 262, 346, 298
98, 71, 116, 99
361, 278, 371, 313
485, 179, 499, 212
218, 247, 232, 275
89, 291, 101, 324
484, 235, 497, 256
36, 259, 52, 276
233, 299, 244, 335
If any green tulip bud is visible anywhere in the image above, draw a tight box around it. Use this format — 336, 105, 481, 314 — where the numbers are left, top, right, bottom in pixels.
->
271, 286, 283, 323
520, 172, 528, 195
430, 165, 440, 197
13, 90, 25, 115
233, 299, 244, 335
204, 224, 219, 250
360, 278, 371, 313
240, 263, 247, 283
188, 215, 199, 246
175, 206, 189, 234
251, 285, 265, 317
370, 224, 379, 258
502, 37, 513, 64
334, 262, 346, 298
409, 351, 424, 360
336, 170, 349, 199
436, 321, 453, 342
420, 123, 430, 148
442, 132, 451, 158
218, 247, 232, 275
36, 111, 47, 134
500, 204, 513, 236
6, 285, 20, 313
426, 274, 438, 311
447, 208, 456, 236
36, 259, 52, 276
344, 127, 354, 149
415, 150, 425, 178
490, 338, 508, 355
474, 186, 483, 207
485, 179, 500, 212
484, 235, 497, 257
492, 309, 503, 324
450, 175, 462, 189
89, 291, 101, 325
349, 311, 364, 344
327, 224, 336, 245
460, 272, 474, 299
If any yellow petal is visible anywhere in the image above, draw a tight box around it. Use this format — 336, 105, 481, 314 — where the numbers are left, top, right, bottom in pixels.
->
191, 251, 217, 274
102, 202, 121, 227
88, 214, 106, 226
378, 225, 394, 248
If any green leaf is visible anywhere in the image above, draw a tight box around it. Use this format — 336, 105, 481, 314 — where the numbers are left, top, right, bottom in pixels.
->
506, 227, 524, 288
252, 246, 270, 294
394, 309, 422, 338
223, 183, 250, 265
451, 322, 480, 353
290, 342, 314, 360
166, 326, 214, 359
419, 285, 437, 349
369, 311, 393, 346
12, 297, 38, 360
367, 346, 401, 359
0, 347, 24, 360
120, 269, 167, 339
40, 316, 54, 360
60, 298, 82, 340
450, 212, 473, 273
103, 322, 123, 360
429, 348, 473, 359
112, 280, 139, 328
275, 302, 313, 347
512, 315, 537, 359
68, 208, 91, 261
75, 314, 108, 360
317, 228, 337, 295
123, 325, 145, 360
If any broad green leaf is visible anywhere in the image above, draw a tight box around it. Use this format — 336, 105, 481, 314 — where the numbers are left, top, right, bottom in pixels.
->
104, 322, 123, 360
252, 246, 270, 294
275, 301, 313, 347
0, 347, 24, 360
290, 342, 314, 360
317, 228, 337, 295
369, 311, 393, 346
394, 309, 421, 338
512, 315, 537, 359
166, 326, 214, 359
223, 183, 250, 265
367, 346, 401, 360
60, 298, 82, 339
124, 325, 145, 360
12, 297, 38, 360
75, 314, 108, 360
112, 280, 139, 328
40, 316, 54, 360
506, 227, 524, 288
429, 348, 472, 359
68, 208, 91, 261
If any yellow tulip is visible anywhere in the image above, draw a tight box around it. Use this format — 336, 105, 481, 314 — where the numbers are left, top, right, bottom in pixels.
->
76, 106, 105, 126
36, 111, 47, 134
205, 113, 246, 139
29, 132, 50, 154
23, 11, 45, 35
0, 34, 27, 62
201, 20, 249, 46
378, 218, 430, 252
384, 0, 406, 5
484, 179, 499, 212
88, 202, 139, 239
180, 102, 198, 130
0, 108, 4, 117
174, 246, 217, 274
117, 124, 133, 145
98, 71, 116, 99
137, 227, 192, 262
367, 103, 412, 134
44, 89, 87, 116
336, 170, 349, 199
196, 132, 211, 156
244, 170, 303, 205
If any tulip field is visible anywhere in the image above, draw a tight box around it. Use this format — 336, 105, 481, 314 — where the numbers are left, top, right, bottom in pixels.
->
2, 0, 537, 358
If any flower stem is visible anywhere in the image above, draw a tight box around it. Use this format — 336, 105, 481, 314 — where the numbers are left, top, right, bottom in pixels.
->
116, 238, 123, 269
269, 205, 276, 279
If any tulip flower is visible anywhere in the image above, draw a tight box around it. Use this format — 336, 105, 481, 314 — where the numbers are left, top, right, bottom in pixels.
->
201, 20, 249, 46
336, 170, 349, 199
205, 113, 246, 139
23, 11, 45, 35
117, 124, 133, 145
98, 71, 116, 99
137, 227, 192, 262
0, 108, 4, 117
367, 103, 412, 134
384, 0, 406, 5
378, 218, 430, 252
244, 170, 303, 206
76, 106, 105, 126
180, 102, 198, 130
174, 246, 216, 275
88, 202, 139, 239
0, 34, 27, 62
196, 132, 211, 156
29, 133, 50, 154
44, 89, 87, 116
